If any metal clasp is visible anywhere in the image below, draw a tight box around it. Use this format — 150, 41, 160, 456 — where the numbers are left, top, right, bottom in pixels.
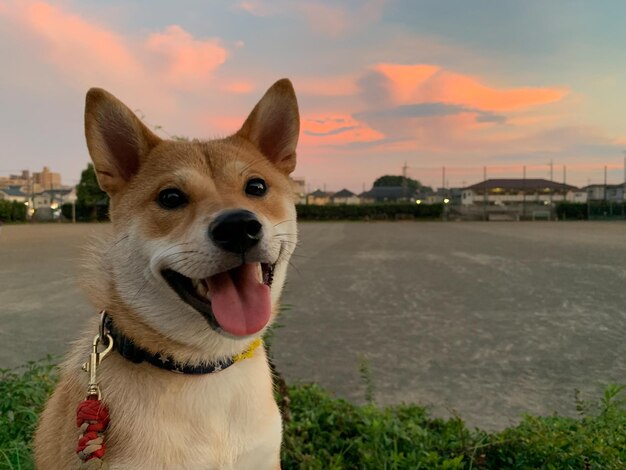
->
82, 333, 114, 399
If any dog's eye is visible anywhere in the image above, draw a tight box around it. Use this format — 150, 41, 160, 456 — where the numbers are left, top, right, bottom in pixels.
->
245, 178, 267, 197
157, 188, 188, 210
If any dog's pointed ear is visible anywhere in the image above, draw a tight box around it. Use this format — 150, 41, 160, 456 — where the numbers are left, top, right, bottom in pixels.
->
236, 79, 300, 174
84, 88, 162, 195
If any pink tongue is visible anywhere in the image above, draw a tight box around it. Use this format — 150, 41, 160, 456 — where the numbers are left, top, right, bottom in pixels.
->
207, 263, 271, 336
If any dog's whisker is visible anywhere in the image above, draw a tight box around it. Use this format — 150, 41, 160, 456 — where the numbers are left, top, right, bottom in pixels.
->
273, 219, 296, 228
131, 277, 150, 302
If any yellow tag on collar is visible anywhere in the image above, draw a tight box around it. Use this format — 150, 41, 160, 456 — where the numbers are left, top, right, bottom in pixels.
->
233, 338, 263, 363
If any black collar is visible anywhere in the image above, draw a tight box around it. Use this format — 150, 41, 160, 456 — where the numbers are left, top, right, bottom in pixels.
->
103, 315, 241, 375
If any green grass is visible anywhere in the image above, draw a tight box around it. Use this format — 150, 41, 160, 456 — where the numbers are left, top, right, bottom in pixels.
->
0, 358, 58, 470
1, 360, 624, 470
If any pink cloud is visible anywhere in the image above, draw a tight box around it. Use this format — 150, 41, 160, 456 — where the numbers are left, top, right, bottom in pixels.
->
299, 0, 387, 37
374, 64, 440, 103
222, 81, 255, 94
374, 63, 567, 111
301, 114, 385, 147
144, 25, 227, 90
236, 1, 269, 16
296, 76, 359, 96
298, 3, 350, 37
237, 0, 387, 37
16, 1, 141, 86
0, 1, 229, 99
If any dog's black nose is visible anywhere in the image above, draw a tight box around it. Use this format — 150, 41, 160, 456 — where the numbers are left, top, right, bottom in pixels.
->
209, 209, 262, 254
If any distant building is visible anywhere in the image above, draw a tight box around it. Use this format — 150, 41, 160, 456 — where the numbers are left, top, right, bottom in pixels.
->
0, 170, 30, 189
331, 188, 360, 205
584, 183, 626, 202
461, 179, 581, 206
359, 186, 414, 203
33, 188, 76, 210
1, 167, 63, 192
32, 166, 62, 190
307, 189, 332, 205
290, 177, 306, 204
0, 185, 28, 203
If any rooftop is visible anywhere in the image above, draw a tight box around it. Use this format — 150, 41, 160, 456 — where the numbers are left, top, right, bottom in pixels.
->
333, 189, 356, 198
464, 179, 578, 192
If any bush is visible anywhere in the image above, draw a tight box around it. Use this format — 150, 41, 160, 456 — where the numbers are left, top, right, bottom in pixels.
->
0, 358, 58, 470
283, 384, 626, 469
481, 385, 626, 469
0, 200, 27, 222
60, 203, 109, 222
296, 203, 444, 221
283, 384, 471, 469
556, 201, 626, 220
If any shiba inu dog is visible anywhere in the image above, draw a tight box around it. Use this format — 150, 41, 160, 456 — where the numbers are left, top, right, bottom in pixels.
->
34, 79, 299, 469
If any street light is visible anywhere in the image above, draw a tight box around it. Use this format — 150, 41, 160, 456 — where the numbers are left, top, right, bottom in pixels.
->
443, 198, 450, 204
416, 199, 422, 205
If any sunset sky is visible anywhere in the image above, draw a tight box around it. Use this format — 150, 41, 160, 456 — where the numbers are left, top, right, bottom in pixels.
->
2, 0, 626, 192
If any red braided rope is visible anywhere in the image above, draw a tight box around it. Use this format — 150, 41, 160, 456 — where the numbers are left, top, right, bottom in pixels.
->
76, 397, 109, 462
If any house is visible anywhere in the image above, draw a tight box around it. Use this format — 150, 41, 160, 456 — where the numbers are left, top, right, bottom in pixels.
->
331, 189, 360, 205
307, 189, 332, 205
422, 187, 461, 204
461, 179, 579, 206
584, 183, 626, 202
0, 185, 28, 203
359, 186, 414, 203
33, 188, 76, 210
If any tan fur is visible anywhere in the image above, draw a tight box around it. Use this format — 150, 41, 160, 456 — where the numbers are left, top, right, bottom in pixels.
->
34, 80, 300, 469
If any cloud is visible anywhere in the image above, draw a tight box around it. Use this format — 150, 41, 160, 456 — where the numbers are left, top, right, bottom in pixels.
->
236, 0, 388, 37
222, 81, 255, 94
236, 1, 272, 17
372, 63, 567, 111
144, 25, 227, 90
300, 114, 385, 147
0, 1, 229, 99
296, 76, 359, 97
343, 62, 572, 158
304, 126, 357, 137
358, 102, 506, 124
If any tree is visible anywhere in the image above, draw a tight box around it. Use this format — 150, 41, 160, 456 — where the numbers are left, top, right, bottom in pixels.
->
76, 163, 107, 206
373, 175, 432, 193
76, 163, 108, 221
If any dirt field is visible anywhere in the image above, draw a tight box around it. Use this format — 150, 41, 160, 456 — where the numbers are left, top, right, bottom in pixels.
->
1, 221, 625, 430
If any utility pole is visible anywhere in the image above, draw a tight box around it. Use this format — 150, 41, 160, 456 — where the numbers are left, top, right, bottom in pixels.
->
522, 165, 526, 219
483, 166, 487, 221
563, 165, 567, 208
549, 160, 553, 219
604, 165, 608, 201
623, 152, 626, 216
402, 161, 408, 199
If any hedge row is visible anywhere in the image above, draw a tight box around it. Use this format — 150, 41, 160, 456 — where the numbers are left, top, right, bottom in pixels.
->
0, 200, 27, 222
556, 202, 626, 220
296, 203, 444, 220
60, 203, 109, 222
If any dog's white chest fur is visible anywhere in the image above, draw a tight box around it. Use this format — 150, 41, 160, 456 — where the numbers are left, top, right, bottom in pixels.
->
94, 352, 282, 470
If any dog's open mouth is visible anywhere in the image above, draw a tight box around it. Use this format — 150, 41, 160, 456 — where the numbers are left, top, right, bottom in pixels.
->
162, 263, 274, 337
